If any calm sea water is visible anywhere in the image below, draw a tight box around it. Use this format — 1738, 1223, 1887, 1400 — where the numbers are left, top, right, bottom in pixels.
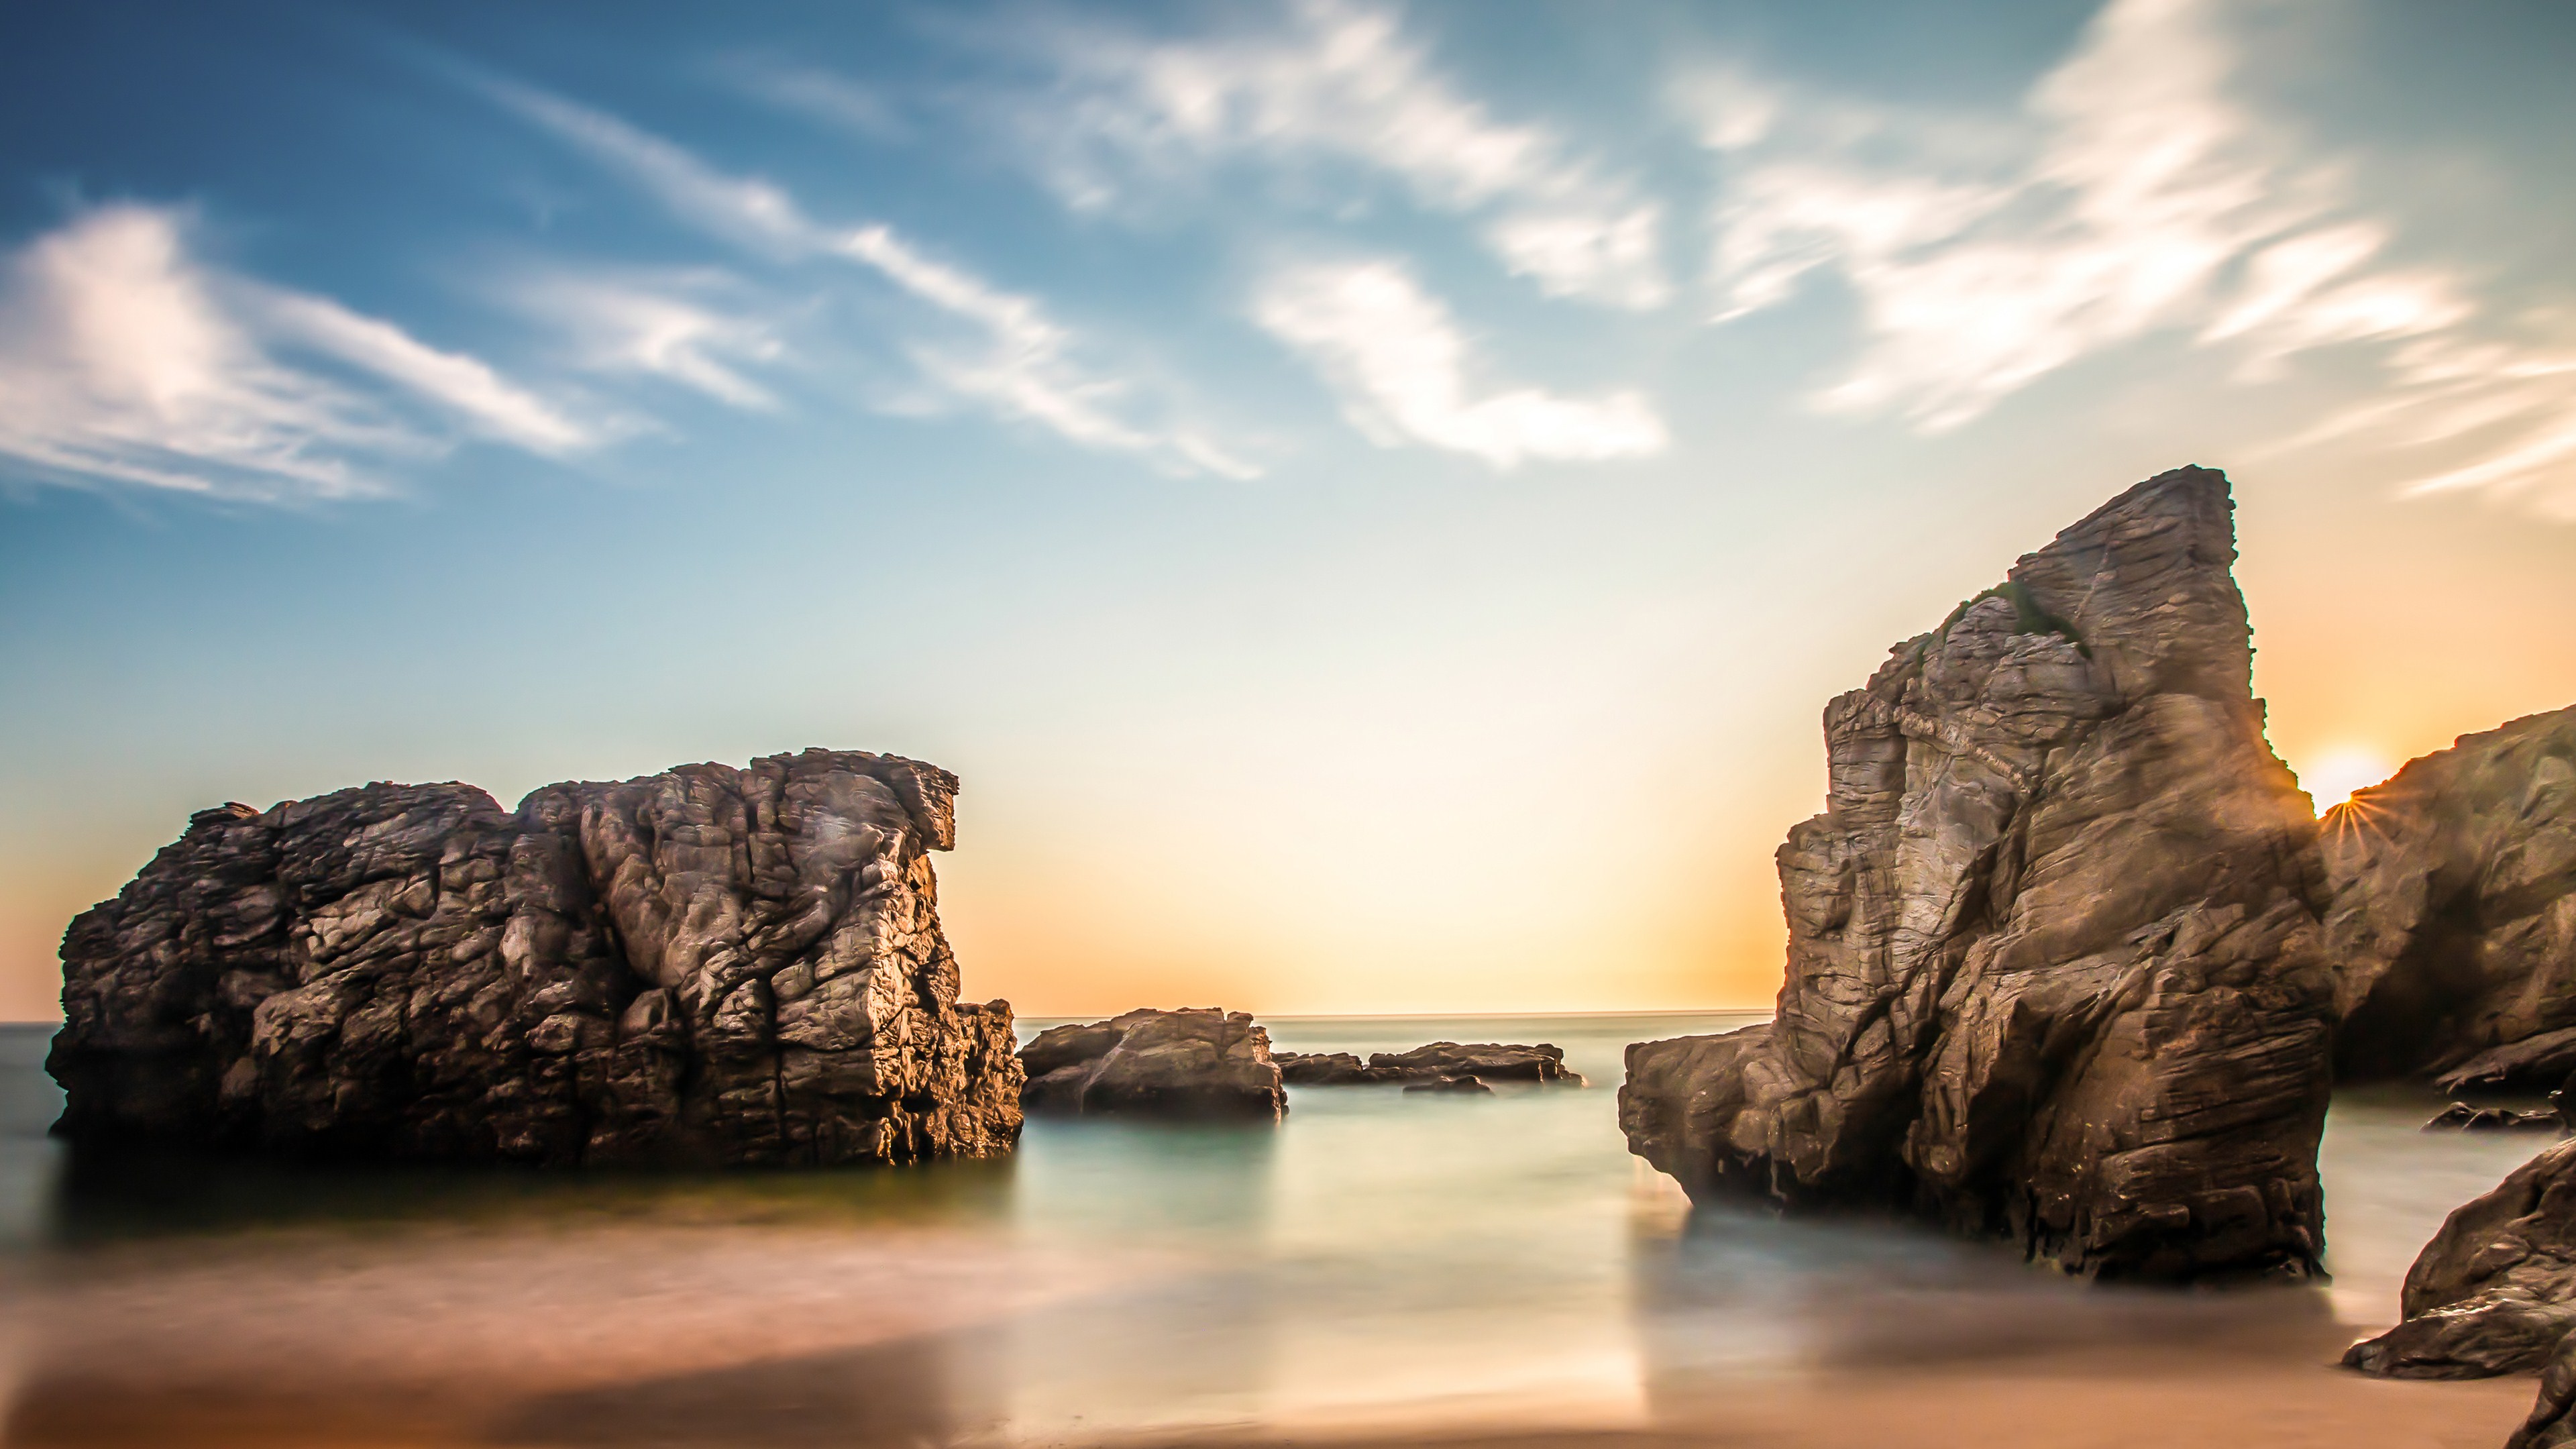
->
0, 1014, 2553, 1446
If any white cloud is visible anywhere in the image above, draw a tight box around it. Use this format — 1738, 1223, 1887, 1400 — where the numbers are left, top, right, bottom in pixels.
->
498, 80, 1256, 478
0, 203, 588, 501
1013, 0, 1668, 309
515, 271, 785, 411
1255, 260, 1665, 468
1694, 0, 2576, 512
252, 288, 594, 451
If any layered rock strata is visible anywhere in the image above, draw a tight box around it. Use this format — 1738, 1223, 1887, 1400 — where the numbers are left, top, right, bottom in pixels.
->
1275, 1042, 1583, 1086
2345, 1138, 2576, 1378
48, 749, 1024, 1167
2326, 704, 2576, 1085
1018, 1008, 1286, 1118
1621, 467, 2337, 1281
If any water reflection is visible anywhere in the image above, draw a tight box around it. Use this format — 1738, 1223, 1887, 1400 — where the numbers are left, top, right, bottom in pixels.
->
0, 1016, 2560, 1447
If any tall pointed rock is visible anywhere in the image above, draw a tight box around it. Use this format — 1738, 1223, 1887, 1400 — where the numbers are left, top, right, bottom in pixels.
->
1621, 467, 2336, 1280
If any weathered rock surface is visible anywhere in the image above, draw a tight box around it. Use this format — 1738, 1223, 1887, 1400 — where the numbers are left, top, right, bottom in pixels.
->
48, 749, 1024, 1167
1274, 1042, 1582, 1086
1621, 467, 2337, 1281
1276, 1051, 1388, 1085
1403, 1074, 1492, 1095
2327, 704, 2576, 1085
2345, 1138, 2576, 1378
1373, 1041, 1582, 1085
1018, 1008, 1286, 1118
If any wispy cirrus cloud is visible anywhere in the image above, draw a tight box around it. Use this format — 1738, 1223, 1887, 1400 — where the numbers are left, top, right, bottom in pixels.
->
511, 268, 786, 411
0, 203, 590, 501
1685, 0, 2576, 513
1254, 259, 1665, 468
998, 0, 1668, 311
488, 76, 1256, 478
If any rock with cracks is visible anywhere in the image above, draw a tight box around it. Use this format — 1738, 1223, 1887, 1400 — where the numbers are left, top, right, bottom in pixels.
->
1620, 467, 2336, 1281
48, 749, 1024, 1167
1018, 1008, 1286, 1118
2345, 1137, 2576, 1379
2326, 703, 2576, 1086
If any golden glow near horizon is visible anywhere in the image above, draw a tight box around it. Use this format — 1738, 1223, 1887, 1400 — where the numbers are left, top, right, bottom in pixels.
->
2296, 747, 2397, 816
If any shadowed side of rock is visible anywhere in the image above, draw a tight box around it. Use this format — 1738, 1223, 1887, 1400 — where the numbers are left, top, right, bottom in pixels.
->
1621, 467, 2337, 1281
47, 749, 1024, 1167
2347, 1138, 2576, 1381
1018, 1008, 1286, 1118
2512, 1338, 2576, 1449
2325, 704, 2576, 1086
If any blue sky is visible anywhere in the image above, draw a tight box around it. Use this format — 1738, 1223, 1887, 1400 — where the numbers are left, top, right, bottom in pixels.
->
4, 0, 2574, 1018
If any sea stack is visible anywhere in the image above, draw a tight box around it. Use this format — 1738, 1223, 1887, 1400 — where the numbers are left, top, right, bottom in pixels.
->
48, 749, 1025, 1167
1621, 467, 2337, 1281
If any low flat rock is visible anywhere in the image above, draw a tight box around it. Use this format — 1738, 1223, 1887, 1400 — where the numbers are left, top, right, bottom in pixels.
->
1275, 1042, 1582, 1086
1019, 1008, 1285, 1119
48, 749, 1024, 1167
1403, 1075, 1491, 1095
2346, 1138, 2576, 1378
1275, 1051, 1394, 1085
1368, 1041, 1582, 1085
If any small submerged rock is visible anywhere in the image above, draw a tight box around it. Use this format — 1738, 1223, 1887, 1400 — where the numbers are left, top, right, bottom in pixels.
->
1018, 1008, 1285, 1119
1402, 1074, 1491, 1095
2422, 1102, 2565, 1132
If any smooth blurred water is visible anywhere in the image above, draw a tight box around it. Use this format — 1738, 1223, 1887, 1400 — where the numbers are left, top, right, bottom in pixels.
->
0, 1014, 2558, 1446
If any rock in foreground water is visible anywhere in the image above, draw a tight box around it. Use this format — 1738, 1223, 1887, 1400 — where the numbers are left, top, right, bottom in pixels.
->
1621, 467, 2337, 1281
2326, 704, 2576, 1085
1018, 1008, 1286, 1118
48, 749, 1024, 1167
2346, 1137, 2576, 1379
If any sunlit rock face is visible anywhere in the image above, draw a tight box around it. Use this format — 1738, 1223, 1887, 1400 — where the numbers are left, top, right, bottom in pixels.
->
48, 749, 1024, 1166
1621, 467, 2337, 1281
2324, 704, 2576, 1087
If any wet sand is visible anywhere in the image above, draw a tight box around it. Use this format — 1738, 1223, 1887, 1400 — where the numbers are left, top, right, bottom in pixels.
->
0, 1216, 2540, 1449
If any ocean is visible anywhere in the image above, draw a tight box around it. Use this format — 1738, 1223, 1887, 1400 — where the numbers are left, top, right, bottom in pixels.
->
0, 1014, 2553, 1447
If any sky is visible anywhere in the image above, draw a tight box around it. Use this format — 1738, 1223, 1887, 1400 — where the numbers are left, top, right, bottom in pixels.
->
3, 0, 2573, 1022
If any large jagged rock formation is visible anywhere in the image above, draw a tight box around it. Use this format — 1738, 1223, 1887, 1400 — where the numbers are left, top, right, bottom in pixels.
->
1621, 467, 2337, 1281
48, 749, 1024, 1167
2345, 1137, 2576, 1379
1018, 1008, 1287, 1118
2325, 704, 2576, 1085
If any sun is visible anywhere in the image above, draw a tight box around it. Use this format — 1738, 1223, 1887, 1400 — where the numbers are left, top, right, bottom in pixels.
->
2300, 747, 2396, 816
